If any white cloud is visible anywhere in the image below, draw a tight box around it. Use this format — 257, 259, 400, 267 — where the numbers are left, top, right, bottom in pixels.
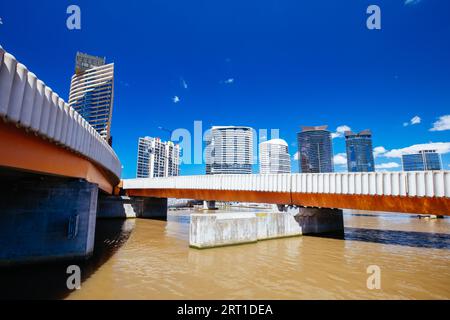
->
405, 0, 421, 5
375, 162, 400, 170
333, 153, 347, 166
181, 78, 188, 89
430, 115, 450, 132
383, 142, 450, 158
373, 146, 387, 158
224, 78, 234, 84
331, 125, 351, 139
403, 115, 421, 127
411, 116, 421, 125
293, 152, 299, 161
172, 96, 181, 103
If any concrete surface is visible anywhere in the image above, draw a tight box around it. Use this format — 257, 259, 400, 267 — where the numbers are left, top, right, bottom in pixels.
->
0, 171, 98, 265
294, 207, 344, 235
189, 212, 302, 249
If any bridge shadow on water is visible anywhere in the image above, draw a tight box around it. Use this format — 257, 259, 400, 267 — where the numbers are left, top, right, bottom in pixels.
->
342, 227, 450, 250
0, 219, 135, 300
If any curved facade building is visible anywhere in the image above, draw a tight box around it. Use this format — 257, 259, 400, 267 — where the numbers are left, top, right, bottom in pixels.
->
297, 126, 334, 173
259, 139, 291, 174
207, 126, 253, 174
68, 52, 114, 142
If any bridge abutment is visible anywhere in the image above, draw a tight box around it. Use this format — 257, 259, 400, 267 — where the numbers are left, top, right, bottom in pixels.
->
294, 207, 344, 236
0, 170, 98, 266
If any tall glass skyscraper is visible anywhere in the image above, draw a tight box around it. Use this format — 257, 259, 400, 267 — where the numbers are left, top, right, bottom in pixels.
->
402, 150, 442, 171
297, 126, 333, 173
206, 126, 253, 175
345, 130, 375, 172
68, 52, 114, 143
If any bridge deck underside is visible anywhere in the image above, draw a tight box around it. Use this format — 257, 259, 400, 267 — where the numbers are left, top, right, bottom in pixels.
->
126, 188, 450, 216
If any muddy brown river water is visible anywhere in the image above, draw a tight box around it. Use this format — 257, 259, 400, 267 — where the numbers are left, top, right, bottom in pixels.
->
1, 209, 450, 300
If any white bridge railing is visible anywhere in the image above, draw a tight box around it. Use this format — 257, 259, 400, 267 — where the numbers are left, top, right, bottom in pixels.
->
0, 46, 121, 179
123, 171, 450, 198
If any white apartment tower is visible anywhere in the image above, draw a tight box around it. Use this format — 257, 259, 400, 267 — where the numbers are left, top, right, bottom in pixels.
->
206, 126, 253, 175
137, 137, 180, 178
68, 52, 114, 142
259, 139, 291, 174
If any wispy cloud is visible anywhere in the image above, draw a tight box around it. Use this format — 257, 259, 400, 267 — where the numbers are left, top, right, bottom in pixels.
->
430, 115, 450, 131
333, 153, 347, 166
331, 125, 351, 139
223, 78, 235, 84
181, 78, 188, 89
403, 115, 421, 127
375, 162, 400, 170
293, 151, 299, 161
172, 96, 181, 104
381, 142, 450, 158
404, 0, 421, 5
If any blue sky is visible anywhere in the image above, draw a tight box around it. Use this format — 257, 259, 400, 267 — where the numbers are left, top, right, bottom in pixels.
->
1, 0, 449, 178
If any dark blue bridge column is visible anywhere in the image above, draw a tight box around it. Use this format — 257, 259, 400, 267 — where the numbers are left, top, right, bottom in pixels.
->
0, 169, 98, 266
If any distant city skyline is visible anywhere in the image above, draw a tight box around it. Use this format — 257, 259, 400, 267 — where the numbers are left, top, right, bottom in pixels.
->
1, 1, 449, 178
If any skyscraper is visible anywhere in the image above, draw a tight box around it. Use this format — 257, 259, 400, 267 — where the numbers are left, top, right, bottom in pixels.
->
206, 126, 253, 175
297, 126, 333, 173
402, 150, 442, 171
345, 130, 375, 172
137, 137, 180, 178
259, 139, 291, 174
68, 52, 114, 142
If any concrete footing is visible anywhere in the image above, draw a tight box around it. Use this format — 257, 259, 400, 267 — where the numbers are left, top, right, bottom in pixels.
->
203, 200, 217, 210
98, 196, 167, 220
294, 207, 344, 235
0, 173, 98, 266
189, 212, 302, 249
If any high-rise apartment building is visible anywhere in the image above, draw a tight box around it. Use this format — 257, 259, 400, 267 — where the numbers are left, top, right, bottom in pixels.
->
345, 130, 375, 172
402, 150, 442, 171
136, 137, 180, 178
259, 139, 291, 174
206, 126, 253, 175
68, 52, 114, 142
297, 126, 333, 173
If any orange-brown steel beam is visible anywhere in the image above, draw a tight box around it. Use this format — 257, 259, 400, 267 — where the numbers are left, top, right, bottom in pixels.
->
125, 188, 450, 216
0, 120, 119, 194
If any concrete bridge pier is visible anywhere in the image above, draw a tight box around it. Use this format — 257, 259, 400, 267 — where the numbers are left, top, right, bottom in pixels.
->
0, 170, 98, 266
294, 207, 344, 236
98, 195, 167, 220
203, 200, 217, 210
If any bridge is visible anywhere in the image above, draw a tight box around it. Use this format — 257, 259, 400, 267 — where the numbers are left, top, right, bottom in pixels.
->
0, 45, 121, 194
0, 45, 122, 265
1, 45, 449, 265
123, 172, 450, 216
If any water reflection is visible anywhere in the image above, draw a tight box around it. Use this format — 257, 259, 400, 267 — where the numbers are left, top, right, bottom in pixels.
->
0, 219, 135, 300
1, 210, 450, 300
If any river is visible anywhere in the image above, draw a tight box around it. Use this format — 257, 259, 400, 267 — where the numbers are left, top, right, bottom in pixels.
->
1, 209, 450, 300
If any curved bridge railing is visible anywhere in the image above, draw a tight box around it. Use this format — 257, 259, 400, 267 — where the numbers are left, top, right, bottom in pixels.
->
0, 45, 121, 182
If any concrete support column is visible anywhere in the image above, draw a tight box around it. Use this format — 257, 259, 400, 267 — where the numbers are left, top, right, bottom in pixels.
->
203, 200, 217, 210
97, 195, 140, 219
0, 172, 98, 266
141, 197, 168, 220
294, 207, 344, 236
